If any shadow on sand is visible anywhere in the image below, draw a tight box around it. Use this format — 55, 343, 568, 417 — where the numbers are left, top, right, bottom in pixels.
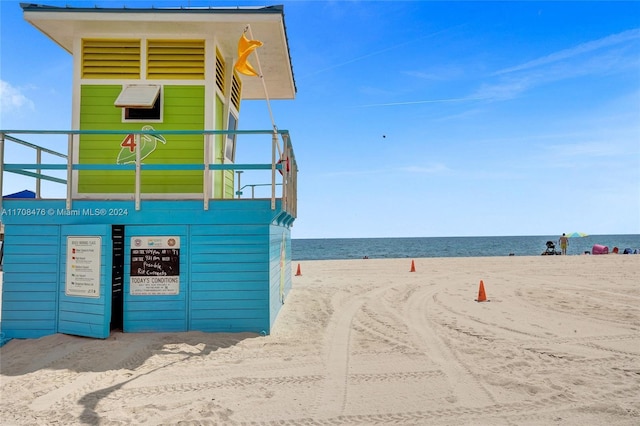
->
0, 331, 260, 424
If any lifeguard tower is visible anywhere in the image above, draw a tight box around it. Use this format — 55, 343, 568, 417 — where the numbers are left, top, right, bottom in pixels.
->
0, 4, 297, 341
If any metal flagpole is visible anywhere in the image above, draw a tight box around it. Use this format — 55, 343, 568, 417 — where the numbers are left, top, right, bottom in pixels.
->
244, 25, 282, 159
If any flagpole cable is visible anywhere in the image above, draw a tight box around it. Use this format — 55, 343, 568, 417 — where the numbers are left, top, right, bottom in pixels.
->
245, 25, 282, 158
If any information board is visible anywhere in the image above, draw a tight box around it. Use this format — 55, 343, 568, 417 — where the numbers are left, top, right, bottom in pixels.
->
130, 236, 180, 295
65, 236, 102, 298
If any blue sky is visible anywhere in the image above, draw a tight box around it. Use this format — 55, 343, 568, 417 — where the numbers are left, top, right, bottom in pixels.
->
1, 1, 639, 238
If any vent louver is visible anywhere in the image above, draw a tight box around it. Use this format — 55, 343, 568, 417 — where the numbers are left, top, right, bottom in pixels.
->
82, 39, 141, 79
231, 73, 242, 111
147, 40, 205, 80
215, 49, 225, 92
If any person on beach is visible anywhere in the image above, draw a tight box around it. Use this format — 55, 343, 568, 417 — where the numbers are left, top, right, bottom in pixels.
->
558, 233, 569, 255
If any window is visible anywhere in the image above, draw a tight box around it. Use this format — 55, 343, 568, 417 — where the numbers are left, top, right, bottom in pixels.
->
225, 112, 237, 162
114, 85, 162, 121
124, 94, 161, 120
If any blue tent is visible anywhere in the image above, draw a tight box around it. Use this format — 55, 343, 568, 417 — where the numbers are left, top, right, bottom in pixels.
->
3, 190, 35, 199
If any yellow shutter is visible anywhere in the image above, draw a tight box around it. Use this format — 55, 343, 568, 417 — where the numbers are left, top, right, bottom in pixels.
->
215, 48, 225, 92
82, 39, 141, 79
147, 39, 205, 80
231, 73, 242, 111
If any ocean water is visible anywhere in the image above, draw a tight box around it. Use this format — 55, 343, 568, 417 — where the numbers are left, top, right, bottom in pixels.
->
291, 235, 640, 261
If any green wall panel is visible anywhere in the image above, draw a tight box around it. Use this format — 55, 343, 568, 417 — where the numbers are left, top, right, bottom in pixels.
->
78, 84, 205, 193
213, 95, 225, 198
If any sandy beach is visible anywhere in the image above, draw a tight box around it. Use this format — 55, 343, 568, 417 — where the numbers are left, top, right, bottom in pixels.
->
1, 255, 639, 425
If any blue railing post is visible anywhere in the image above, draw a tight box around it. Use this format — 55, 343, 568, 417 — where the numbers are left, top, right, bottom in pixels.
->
0, 132, 4, 212
66, 133, 73, 210
36, 148, 42, 199
134, 133, 141, 210
203, 134, 211, 210
236, 171, 243, 198
282, 133, 289, 213
271, 131, 277, 210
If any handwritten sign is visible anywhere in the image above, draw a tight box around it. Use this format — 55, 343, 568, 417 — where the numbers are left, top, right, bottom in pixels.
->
66, 236, 101, 298
130, 236, 180, 295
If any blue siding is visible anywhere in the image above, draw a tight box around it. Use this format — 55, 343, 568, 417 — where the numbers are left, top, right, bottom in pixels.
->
58, 225, 111, 339
1, 225, 59, 339
268, 225, 291, 326
1, 199, 282, 226
3, 292, 55, 301
190, 253, 267, 264
191, 271, 266, 282
1, 199, 294, 339
189, 224, 271, 333
190, 261, 268, 272
2, 308, 56, 320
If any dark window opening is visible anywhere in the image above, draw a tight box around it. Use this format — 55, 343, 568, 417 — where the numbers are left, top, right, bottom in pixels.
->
125, 93, 161, 120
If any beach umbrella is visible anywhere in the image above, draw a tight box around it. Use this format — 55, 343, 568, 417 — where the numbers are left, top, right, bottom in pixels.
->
565, 232, 588, 238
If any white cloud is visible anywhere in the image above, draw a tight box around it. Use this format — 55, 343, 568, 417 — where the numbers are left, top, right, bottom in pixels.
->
472, 29, 640, 103
493, 28, 640, 76
323, 163, 450, 177
400, 163, 450, 174
404, 65, 465, 82
545, 140, 632, 160
472, 78, 533, 102
357, 96, 487, 108
0, 80, 35, 116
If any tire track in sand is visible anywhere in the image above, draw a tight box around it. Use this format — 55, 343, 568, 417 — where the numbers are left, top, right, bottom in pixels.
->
404, 283, 496, 406
312, 286, 389, 419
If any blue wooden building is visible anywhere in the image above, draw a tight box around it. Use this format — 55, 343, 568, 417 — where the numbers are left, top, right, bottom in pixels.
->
0, 4, 297, 341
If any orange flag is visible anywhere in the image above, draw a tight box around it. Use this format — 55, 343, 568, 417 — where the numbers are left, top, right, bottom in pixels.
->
234, 33, 263, 77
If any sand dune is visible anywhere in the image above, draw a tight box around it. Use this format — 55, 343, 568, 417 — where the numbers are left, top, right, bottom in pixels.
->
1, 255, 639, 425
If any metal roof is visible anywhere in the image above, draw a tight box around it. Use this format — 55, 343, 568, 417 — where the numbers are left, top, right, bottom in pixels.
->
21, 3, 296, 99
21, 3, 286, 15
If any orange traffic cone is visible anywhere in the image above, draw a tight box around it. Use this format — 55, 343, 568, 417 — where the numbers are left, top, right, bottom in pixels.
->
295, 263, 302, 276
410, 260, 416, 272
475, 280, 488, 302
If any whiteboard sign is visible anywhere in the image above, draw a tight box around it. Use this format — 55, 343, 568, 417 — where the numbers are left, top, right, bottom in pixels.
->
130, 236, 180, 295
66, 236, 101, 298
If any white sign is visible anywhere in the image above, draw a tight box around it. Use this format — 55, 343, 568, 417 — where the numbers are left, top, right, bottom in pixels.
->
130, 236, 180, 295
66, 236, 101, 298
